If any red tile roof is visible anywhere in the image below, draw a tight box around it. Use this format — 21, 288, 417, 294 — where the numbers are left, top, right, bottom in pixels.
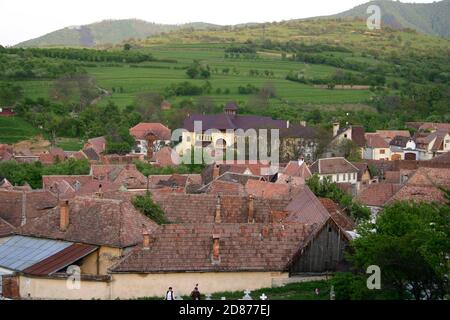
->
386, 167, 450, 205
151, 193, 290, 224
245, 180, 299, 199
110, 222, 317, 273
282, 161, 312, 178
319, 198, 355, 231
0, 190, 58, 227
22, 243, 98, 276
153, 146, 178, 167
85, 136, 106, 154
206, 180, 245, 196
355, 183, 402, 207
18, 196, 159, 248
285, 187, 331, 225
383, 171, 401, 184
375, 130, 410, 141
91, 164, 148, 189
130, 123, 171, 140
310, 157, 359, 175
350, 126, 366, 147
0, 217, 15, 237
365, 133, 390, 148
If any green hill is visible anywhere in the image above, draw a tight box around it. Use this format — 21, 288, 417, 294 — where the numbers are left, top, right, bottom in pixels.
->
330, 0, 450, 37
15, 19, 220, 48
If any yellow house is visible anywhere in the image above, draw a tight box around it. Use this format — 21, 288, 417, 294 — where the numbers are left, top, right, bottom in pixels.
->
176, 102, 290, 158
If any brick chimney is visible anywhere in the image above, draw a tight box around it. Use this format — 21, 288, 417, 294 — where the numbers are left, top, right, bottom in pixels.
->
261, 225, 270, 238
96, 184, 103, 198
213, 164, 220, 180
59, 200, 70, 231
212, 234, 220, 261
214, 195, 222, 223
248, 195, 255, 223
142, 230, 151, 250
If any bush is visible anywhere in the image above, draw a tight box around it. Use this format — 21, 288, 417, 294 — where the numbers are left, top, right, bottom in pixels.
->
132, 192, 169, 225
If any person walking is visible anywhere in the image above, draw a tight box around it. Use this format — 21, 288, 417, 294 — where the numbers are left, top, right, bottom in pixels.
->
165, 287, 175, 300
190, 284, 201, 300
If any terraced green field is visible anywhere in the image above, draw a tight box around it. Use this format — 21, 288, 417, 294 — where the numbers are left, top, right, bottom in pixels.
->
0, 116, 40, 144
2, 43, 373, 109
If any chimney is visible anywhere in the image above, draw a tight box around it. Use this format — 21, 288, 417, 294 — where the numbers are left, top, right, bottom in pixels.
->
298, 156, 305, 166
212, 235, 220, 261
59, 200, 70, 231
213, 164, 220, 180
97, 184, 103, 198
248, 195, 255, 223
333, 122, 340, 137
300, 120, 306, 127
261, 225, 270, 238
143, 230, 151, 250
286, 120, 290, 129
214, 195, 222, 223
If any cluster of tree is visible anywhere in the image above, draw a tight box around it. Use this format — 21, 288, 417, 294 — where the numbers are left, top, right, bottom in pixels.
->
255, 39, 351, 54
306, 174, 371, 221
133, 159, 203, 177
0, 83, 23, 105
337, 202, 450, 300
164, 81, 212, 97
238, 84, 259, 94
16, 98, 141, 153
186, 61, 211, 79
2, 47, 155, 64
248, 69, 274, 77
224, 45, 257, 54
0, 52, 83, 79
372, 84, 450, 123
286, 71, 386, 87
0, 158, 90, 189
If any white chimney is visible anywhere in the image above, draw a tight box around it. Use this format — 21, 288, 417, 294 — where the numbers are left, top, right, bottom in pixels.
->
333, 122, 340, 137
286, 120, 290, 129
298, 156, 304, 166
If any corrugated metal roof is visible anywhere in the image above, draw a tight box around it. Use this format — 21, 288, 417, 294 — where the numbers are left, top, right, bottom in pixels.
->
23, 243, 97, 276
0, 236, 72, 271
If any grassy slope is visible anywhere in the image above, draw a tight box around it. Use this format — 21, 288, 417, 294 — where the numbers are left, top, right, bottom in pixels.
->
0, 116, 40, 144
139, 280, 331, 300
2, 18, 447, 143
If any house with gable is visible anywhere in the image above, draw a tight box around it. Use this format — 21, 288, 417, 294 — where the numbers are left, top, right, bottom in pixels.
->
129, 123, 171, 158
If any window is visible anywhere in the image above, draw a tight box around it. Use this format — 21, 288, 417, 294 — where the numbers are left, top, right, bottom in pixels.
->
337, 174, 340, 182
347, 173, 351, 181
380, 149, 385, 154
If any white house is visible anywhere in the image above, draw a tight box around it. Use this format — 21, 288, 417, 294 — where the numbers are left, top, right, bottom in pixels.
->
309, 157, 359, 185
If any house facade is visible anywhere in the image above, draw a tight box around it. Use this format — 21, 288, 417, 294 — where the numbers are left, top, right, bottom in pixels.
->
310, 157, 359, 185
177, 102, 294, 160
129, 123, 171, 158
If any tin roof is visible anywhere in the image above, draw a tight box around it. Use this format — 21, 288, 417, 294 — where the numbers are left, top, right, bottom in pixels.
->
0, 236, 72, 271
23, 243, 97, 276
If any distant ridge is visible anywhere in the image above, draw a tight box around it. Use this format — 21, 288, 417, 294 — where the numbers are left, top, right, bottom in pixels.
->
328, 0, 450, 37
15, 19, 220, 48
14, 1, 450, 48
